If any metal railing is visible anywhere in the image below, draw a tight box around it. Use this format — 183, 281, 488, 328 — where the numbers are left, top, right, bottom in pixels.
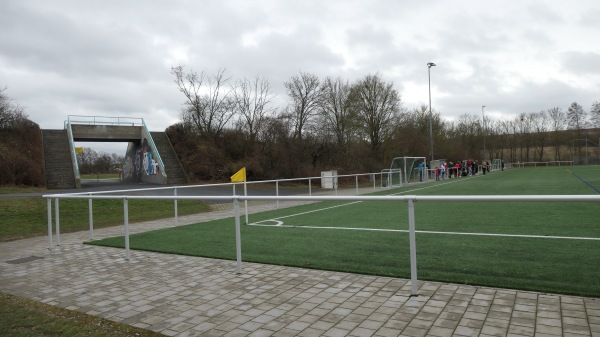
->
66, 115, 144, 126
140, 119, 166, 179
64, 119, 81, 188
510, 161, 574, 168
42, 190, 600, 296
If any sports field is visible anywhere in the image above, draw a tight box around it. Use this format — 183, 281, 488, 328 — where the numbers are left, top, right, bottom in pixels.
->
90, 165, 600, 297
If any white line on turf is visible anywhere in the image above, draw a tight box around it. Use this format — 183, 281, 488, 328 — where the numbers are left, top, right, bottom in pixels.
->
248, 223, 600, 241
248, 174, 600, 241
248, 175, 475, 225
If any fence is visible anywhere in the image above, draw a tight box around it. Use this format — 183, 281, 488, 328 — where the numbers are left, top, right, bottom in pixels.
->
65, 115, 145, 126
42, 190, 600, 296
510, 161, 574, 168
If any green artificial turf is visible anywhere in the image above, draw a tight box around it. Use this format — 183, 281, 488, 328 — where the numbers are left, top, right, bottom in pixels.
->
89, 166, 600, 297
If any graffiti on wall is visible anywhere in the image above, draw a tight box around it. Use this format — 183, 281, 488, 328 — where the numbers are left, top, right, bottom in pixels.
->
121, 137, 160, 182
141, 138, 159, 176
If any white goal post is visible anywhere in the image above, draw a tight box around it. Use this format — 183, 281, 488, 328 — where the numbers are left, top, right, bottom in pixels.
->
389, 156, 427, 185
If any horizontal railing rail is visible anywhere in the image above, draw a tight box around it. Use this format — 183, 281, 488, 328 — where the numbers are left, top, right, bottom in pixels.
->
42, 192, 600, 296
65, 115, 144, 126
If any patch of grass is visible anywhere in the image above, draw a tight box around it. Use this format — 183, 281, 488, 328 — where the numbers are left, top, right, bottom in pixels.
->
0, 185, 45, 194
91, 166, 600, 297
0, 292, 164, 337
0, 196, 210, 242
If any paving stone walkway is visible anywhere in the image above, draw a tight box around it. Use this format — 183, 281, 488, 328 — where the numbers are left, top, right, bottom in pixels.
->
1, 197, 599, 337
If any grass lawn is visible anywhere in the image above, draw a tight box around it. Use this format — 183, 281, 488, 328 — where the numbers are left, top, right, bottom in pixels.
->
0, 193, 210, 242
90, 165, 600, 297
0, 292, 164, 337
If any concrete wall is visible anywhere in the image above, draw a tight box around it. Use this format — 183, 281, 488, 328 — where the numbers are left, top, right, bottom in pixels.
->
71, 125, 143, 142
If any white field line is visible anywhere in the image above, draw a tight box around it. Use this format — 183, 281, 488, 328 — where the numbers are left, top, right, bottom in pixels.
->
248, 222, 600, 241
251, 175, 475, 223
248, 174, 600, 241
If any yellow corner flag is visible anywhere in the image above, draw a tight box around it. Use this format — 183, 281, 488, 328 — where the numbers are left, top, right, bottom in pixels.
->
231, 167, 246, 182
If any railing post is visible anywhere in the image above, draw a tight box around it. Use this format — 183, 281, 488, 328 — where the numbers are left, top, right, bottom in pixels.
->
407, 198, 418, 296
88, 194, 94, 240
373, 174, 376, 190
47, 198, 52, 250
174, 187, 178, 226
356, 176, 359, 195
234, 198, 242, 274
55, 198, 60, 246
244, 182, 249, 225
276, 181, 279, 209
124, 198, 130, 261
309, 178, 312, 196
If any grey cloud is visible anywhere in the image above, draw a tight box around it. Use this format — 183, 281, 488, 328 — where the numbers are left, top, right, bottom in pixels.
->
561, 52, 600, 75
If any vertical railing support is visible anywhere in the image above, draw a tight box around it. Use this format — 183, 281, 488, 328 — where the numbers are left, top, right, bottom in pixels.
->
124, 197, 130, 261
356, 176, 359, 195
309, 178, 312, 196
408, 198, 418, 296
234, 198, 242, 274
54, 198, 60, 246
174, 187, 179, 226
47, 198, 52, 250
88, 194, 94, 240
244, 182, 248, 225
276, 181, 279, 209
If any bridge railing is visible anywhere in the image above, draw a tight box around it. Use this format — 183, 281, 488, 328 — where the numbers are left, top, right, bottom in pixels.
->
66, 115, 144, 126
141, 119, 167, 180
64, 119, 81, 188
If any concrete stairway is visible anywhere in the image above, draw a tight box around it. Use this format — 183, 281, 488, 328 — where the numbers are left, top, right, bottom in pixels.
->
151, 132, 188, 184
41, 129, 77, 189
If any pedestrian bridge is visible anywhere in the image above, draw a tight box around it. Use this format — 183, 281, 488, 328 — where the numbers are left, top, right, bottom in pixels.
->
41, 115, 187, 189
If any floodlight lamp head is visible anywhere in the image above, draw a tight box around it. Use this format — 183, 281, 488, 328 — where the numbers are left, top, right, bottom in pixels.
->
427, 62, 436, 68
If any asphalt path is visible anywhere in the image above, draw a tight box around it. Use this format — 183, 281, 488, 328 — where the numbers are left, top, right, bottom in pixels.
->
1, 180, 312, 204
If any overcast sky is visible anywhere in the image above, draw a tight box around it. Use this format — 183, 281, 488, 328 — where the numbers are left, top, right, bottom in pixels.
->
1, 0, 599, 153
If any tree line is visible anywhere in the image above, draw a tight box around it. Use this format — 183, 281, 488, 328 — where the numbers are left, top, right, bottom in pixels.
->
0, 87, 44, 186
76, 148, 124, 175
167, 67, 600, 181
1, 73, 599, 187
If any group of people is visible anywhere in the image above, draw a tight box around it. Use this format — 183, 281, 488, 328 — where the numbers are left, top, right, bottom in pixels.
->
419, 159, 496, 182
439, 160, 490, 180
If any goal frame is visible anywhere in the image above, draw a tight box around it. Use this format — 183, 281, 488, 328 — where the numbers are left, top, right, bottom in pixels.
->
389, 156, 427, 185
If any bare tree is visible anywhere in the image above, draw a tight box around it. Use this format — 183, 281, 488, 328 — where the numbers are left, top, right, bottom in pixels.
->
498, 119, 519, 162
284, 72, 321, 141
518, 113, 534, 162
318, 76, 356, 147
172, 66, 235, 139
567, 102, 587, 131
547, 107, 566, 160
349, 74, 401, 154
0, 87, 27, 129
531, 111, 550, 161
454, 113, 481, 157
590, 100, 600, 128
233, 75, 274, 143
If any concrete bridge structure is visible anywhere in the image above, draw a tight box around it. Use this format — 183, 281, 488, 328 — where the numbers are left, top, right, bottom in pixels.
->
41, 116, 187, 189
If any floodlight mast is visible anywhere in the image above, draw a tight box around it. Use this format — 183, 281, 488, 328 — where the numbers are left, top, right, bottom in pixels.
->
427, 62, 436, 162
482, 105, 486, 160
